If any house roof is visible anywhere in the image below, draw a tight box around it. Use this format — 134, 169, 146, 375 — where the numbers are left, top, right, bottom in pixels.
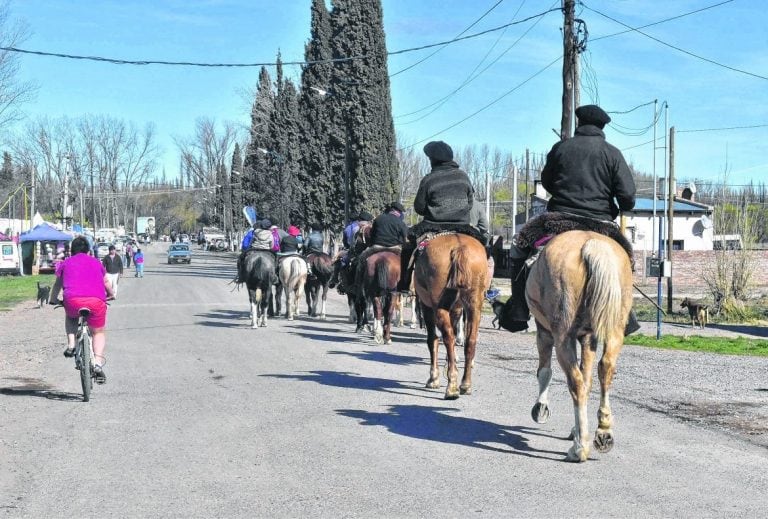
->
629, 197, 712, 214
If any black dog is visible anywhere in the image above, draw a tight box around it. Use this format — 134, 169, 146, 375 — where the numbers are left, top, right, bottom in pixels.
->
681, 297, 708, 329
37, 282, 51, 308
490, 297, 504, 329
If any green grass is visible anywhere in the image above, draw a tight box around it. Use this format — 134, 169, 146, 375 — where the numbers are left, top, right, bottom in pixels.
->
0, 274, 55, 311
626, 333, 768, 356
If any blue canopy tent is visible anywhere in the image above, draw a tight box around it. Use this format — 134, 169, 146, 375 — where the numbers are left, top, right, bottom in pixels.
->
20, 223, 74, 274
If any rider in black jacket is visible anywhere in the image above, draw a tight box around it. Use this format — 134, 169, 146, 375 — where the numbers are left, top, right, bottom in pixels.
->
502, 104, 639, 334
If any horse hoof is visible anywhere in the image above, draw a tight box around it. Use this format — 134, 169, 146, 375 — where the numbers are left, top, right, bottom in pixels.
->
444, 388, 460, 400
593, 431, 614, 453
385, 338, 392, 345
374, 335, 384, 345
288, 316, 294, 321
410, 323, 417, 329
459, 384, 472, 395
531, 402, 551, 424
425, 378, 440, 389
566, 446, 589, 463
320, 314, 327, 320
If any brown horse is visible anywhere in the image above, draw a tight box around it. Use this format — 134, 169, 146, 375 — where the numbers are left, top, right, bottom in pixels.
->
305, 252, 334, 319
526, 230, 633, 462
414, 234, 487, 399
359, 250, 401, 344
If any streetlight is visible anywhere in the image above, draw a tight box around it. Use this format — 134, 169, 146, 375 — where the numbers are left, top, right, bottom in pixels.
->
257, 148, 287, 228
309, 82, 359, 225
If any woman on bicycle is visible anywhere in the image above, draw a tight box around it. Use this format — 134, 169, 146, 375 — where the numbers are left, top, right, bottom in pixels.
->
49, 235, 115, 383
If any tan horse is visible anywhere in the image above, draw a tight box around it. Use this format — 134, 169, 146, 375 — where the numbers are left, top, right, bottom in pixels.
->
414, 234, 488, 400
526, 230, 633, 462
278, 255, 308, 321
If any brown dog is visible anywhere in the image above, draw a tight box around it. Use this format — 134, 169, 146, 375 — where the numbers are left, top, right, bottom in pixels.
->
681, 297, 708, 328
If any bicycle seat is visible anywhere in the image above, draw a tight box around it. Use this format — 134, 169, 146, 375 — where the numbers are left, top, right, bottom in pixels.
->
78, 308, 91, 318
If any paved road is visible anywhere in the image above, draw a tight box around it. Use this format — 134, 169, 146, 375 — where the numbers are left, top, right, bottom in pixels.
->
1, 245, 766, 517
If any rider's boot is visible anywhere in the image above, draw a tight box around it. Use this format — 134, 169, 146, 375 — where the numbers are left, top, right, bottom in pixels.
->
625, 309, 641, 335
499, 258, 530, 332
397, 242, 415, 294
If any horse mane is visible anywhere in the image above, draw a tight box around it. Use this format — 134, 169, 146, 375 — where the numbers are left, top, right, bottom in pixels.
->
581, 238, 625, 344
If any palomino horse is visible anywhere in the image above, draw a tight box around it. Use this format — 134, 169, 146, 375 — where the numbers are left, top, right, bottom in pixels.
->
277, 255, 308, 321
358, 250, 400, 344
305, 252, 334, 319
414, 234, 487, 399
526, 230, 633, 462
241, 249, 277, 328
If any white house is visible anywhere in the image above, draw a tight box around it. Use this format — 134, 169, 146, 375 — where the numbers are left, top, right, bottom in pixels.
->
522, 183, 715, 251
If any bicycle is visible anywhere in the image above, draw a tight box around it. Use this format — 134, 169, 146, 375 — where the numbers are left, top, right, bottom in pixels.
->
54, 304, 102, 402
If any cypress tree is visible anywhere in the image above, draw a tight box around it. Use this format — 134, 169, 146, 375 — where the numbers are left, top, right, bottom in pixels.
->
243, 66, 275, 213
230, 142, 243, 228
298, 0, 337, 229
328, 0, 399, 220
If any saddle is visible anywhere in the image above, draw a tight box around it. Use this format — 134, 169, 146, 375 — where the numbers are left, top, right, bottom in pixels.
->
516, 212, 635, 269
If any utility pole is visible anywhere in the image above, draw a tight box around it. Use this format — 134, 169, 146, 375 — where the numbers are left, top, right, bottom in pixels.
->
62, 156, 70, 230
30, 165, 36, 226
667, 125, 675, 313
524, 149, 530, 221
560, 0, 576, 140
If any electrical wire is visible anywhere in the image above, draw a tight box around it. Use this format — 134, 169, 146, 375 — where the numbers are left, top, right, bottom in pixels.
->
390, 0, 506, 78
581, 2, 768, 81
0, 8, 562, 69
677, 123, 768, 133
397, 54, 562, 150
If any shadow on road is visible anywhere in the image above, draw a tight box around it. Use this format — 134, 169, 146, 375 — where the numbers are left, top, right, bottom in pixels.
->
337, 404, 564, 460
327, 349, 424, 366
261, 370, 432, 398
0, 386, 83, 402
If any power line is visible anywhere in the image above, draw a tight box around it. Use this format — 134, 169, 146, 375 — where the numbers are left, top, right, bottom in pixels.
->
0, 8, 562, 69
390, 0, 506, 78
677, 123, 768, 133
397, 55, 562, 151
396, 0, 554, 122
582, 2, 768, 81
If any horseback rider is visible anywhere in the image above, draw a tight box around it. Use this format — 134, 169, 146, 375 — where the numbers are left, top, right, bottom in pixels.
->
235, 219, 275, 283
354, 202, 409, 286
397, 140, 475, 293
333, 212, 374, 293
500, 104, 639, 334
305, 223, 325, 254
279, 226, 302, 255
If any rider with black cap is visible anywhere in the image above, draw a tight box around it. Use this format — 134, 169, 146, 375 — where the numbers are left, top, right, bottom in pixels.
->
500, 104, 638, 333
397, 140, 474, 292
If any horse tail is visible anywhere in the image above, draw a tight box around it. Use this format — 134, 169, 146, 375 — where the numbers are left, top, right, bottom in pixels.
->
375, 257, 389, 293
290, 258, 301, 286
446, 245, 471, 289
582, 238, 625, 344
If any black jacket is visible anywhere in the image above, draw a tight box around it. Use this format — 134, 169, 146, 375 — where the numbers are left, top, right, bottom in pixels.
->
371, 211, 408, 247
414, 161, 474, 224
541, 125, 636, 222
280, 235, 300, 253
102, 254, 123, 274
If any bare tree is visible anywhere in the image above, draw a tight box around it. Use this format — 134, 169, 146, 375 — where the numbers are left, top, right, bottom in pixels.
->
0, 1, 37, 131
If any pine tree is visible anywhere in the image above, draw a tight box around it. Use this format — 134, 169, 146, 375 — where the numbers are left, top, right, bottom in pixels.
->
244, 66, 276, 212
230, 142, 243, 229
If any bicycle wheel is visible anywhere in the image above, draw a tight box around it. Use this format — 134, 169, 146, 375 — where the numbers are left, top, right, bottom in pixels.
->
79, 325, 92, 402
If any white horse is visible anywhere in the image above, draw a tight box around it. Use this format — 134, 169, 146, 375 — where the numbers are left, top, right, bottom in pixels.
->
278, 255, 308, 321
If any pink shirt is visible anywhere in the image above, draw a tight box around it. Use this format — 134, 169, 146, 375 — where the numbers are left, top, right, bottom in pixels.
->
57, 253, 107, 301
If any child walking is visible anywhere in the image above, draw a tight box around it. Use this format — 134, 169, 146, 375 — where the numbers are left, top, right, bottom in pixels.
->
134, 248, 145, 278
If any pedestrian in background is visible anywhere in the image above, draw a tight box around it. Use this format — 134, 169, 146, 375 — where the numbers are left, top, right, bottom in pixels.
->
134, 248, 145, 278
102, 245, 123, 297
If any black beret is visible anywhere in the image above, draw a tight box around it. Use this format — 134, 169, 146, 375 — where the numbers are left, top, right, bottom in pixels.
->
358, 211, 374, 221
423, 140, 454, 163
575, 105, 611, 128
390, 201, 405, 213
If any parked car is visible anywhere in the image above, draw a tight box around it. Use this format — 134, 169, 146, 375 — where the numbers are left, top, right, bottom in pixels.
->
167, 243, 192, 264
0, 241, 21, 275
179, 233, 190, 244
95, 242, 111, 258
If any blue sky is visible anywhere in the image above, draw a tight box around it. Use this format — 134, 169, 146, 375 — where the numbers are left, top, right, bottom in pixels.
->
8, 0, 768, 188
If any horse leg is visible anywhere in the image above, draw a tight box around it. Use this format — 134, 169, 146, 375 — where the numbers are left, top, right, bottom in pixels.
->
286, 285, 295, 321
459, 293, 482, 395
320, 283, 328, 320
373, 295, 384, 344
354, 296, 366, 333
594, 332, 623, 454
531, 325, 554, 424
249, 288, 258, 329
452, 310, 465, 348
422, 306, 440, 389
409, 295, 418, 329
383, 292, 395, 345
347, 294, 356, 323
555, 335, 590, 462
437, 307, 460, 400
305, 283, 313, 317
295, 281, 304, 318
